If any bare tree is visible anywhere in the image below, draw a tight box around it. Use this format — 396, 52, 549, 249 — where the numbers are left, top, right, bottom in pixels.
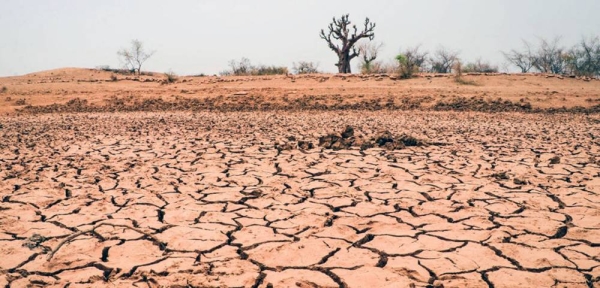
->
358, 41, 384, 74
502, 40, 536, 73
566, 36, 600, 77
117, 39, 154, 75
320, 14, 376, 73
429, 46, 460, 73
532, 37, 568, 74
228, 57, 253, 75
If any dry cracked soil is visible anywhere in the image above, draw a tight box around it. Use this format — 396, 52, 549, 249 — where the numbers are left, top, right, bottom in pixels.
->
0, 111, 599, 288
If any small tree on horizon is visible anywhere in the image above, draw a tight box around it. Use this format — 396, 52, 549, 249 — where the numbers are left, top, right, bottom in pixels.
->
358, 41, 384, 74
396, 46, 428, 78
429, 46, 460, 73
502, 40, 536, 73
320, 14, 376, 73
117, 39, 155, 75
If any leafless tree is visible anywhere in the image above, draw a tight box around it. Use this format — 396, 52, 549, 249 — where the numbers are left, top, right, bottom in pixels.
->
358, 41, 384, 74
532, 37, 568, 74
320, 14, 376, 73
117, 39, 154, 75
228, 57, 253, 75
429, 46, 460, 73
502, 40, 536, 73
566, 36, 600, 77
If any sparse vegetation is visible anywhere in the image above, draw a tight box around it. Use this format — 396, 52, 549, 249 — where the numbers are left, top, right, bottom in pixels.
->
1, 86, 7, 93
15, 98, 27, 106
292, 61, 320, 74
462, 59, 499, 73
504, 36, 600, 77
454, 77, 479, 86
110, 74, 118, 82
222, 58, 288, 76
320, 14, 376, 73
117, 39, 155, 75
429, 46, 460, 73
96, 65, 133, 75
395, 46, 428, 79
565, 36, 600, 77
503, 40, 536, 73
164, 70, 178, 83
452, 60, 479, 85
358, 42, 384, 74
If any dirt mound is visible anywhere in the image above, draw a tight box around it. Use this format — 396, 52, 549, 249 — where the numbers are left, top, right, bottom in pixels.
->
16, 94, 600, 114
433, 97, 533, 112
318, 126, 427, 151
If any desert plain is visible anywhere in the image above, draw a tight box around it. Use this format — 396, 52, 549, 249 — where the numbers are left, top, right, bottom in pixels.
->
0, 68, 599, 287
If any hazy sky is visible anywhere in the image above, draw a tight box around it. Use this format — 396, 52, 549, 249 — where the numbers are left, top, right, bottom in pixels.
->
1, 0, 599, 76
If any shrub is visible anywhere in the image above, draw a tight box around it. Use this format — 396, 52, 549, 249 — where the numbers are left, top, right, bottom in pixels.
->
223, 58, 288, 76
452, 60, 479, 85
293, 61, 320, 74
0, 86, 6, 93
363, 61, 397, 74
96, 65, 112, 71
454, 77, 479, 86
395, 46, 428, 79
15, 98, 27, 105
254, 65, 288, 75
396, 54, 418, 79
165, 71, 178, 83
462, 59, 498, 73
96, 66, 133, 75
110, 74, 118, 82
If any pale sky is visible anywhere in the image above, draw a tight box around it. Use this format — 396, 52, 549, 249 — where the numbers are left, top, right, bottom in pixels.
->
1, 0, 599, 76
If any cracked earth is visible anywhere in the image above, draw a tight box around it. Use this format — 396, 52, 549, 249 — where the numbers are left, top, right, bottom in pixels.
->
0, 111, 599, 288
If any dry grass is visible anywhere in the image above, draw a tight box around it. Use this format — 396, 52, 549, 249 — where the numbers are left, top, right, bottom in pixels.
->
454, 76, 480, 86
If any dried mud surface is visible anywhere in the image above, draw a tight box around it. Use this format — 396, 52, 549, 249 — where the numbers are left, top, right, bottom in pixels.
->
1, 111, 599, 288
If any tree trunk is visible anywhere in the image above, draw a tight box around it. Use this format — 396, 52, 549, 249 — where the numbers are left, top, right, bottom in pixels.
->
338, 52, 352, 74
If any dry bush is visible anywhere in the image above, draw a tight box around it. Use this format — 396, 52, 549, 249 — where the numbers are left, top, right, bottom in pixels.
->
110, 74, 118, 82
223, 58, 288, 76
293, 61, 320, 74
0, 86, 7, 93
462, 59, 499, 73
96, 65, 134, 75
358, 42, 384, 74
452, 60, 479, 85
164, 71, 178, 84
254, 65, 288, 76
15, 98, 27, 105
454, 77, 479, 86
429, 46, 460, 73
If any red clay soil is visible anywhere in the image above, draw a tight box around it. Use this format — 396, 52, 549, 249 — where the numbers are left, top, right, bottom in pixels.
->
0, 110, 599, 287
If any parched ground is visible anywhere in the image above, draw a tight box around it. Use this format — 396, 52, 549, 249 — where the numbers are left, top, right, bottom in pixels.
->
1, 111, 599, 287
1, 68, 600, 114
